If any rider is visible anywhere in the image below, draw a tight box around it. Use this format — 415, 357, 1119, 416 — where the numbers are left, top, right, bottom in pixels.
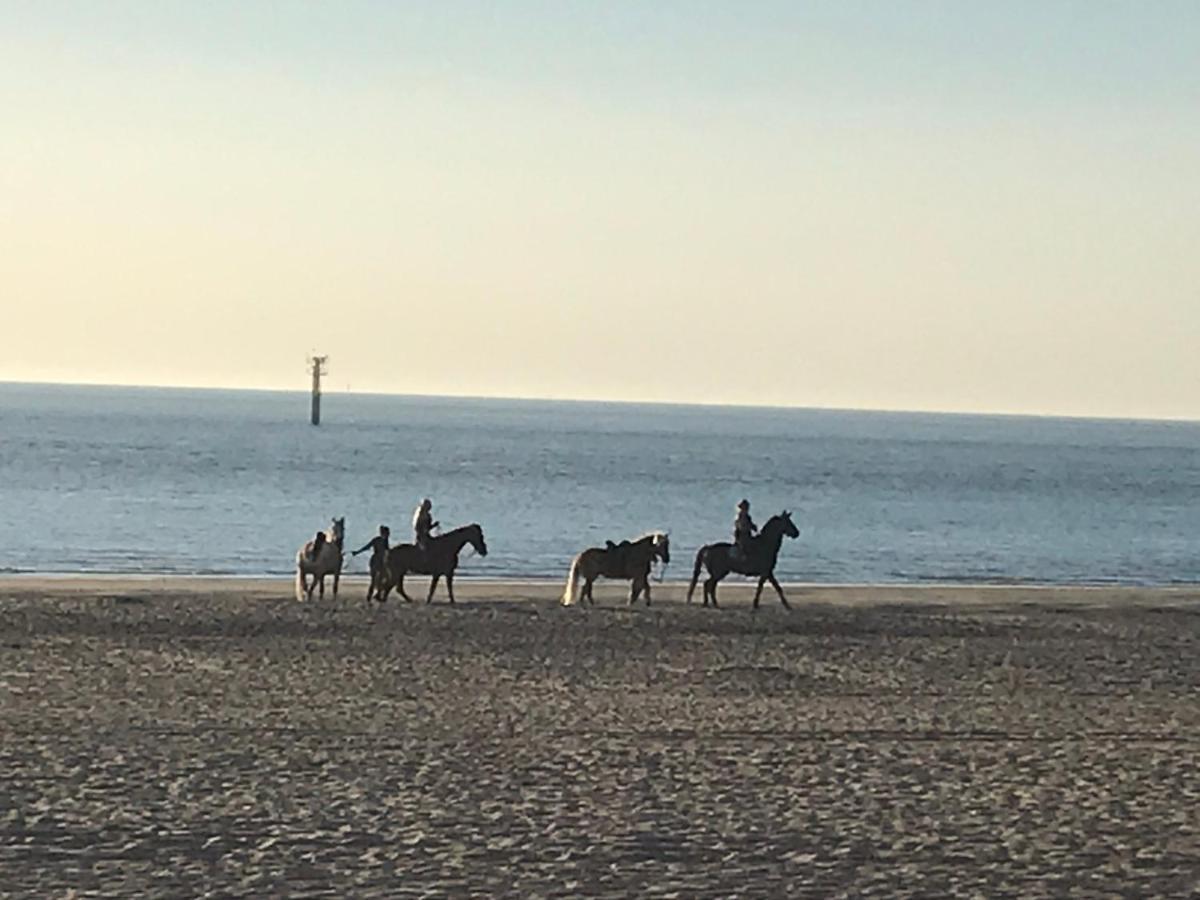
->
352, 525, 390, 593
412, 498, 439, 553
307, 529, 327, 562
733, 499, 757, 558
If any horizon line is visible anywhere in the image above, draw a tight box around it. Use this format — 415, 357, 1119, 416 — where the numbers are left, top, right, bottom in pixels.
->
2, 377, 1198, 427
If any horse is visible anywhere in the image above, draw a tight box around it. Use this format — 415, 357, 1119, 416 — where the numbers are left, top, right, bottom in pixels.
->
687, 511, 799, 609
377, 523, 488, 605
294, 517, 346, 602
561, 532, 671, 607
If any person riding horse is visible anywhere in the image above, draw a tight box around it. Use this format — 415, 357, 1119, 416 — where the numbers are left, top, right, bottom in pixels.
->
352, 524, 390, 600
307, 530, 327, 562
688, 509, 800, 609
412, 499, 439, 554
733, 499, 757, 560
295, 517, 346, 602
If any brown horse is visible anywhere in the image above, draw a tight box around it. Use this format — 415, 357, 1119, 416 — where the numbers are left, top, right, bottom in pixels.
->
687, 511, 799, 609
561, 532, 670, 607
377, 523, 488, 604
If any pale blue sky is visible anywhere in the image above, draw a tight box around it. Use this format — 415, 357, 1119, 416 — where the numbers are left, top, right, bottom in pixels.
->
4, 2, 1198, 416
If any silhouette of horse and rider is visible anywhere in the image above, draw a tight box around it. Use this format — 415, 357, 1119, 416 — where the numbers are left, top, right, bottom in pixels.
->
297, 498, 797, 609
688, 502, 801, 609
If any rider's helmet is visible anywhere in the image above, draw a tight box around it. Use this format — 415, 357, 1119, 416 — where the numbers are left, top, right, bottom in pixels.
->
738, 499, 750, 511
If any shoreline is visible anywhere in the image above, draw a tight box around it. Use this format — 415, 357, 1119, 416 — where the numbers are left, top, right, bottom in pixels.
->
3, 575, 1197, 609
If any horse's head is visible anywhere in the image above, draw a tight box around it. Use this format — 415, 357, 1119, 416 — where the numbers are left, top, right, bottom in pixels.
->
653, 532, 671, 565
764, 511, 799, 540
467, 523, 488, 557
780, 510, 799, 539
330, 517, 346, 544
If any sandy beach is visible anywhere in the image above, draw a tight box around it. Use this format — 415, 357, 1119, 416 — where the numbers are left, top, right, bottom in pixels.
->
3, 577, 1199, 896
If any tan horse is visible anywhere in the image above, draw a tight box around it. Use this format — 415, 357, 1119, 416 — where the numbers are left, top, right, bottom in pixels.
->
294, 517, 345, 601
561, 532, 670, 607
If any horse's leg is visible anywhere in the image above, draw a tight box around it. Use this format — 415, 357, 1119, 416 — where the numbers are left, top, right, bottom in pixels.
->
445, 572, 457, 605
707, 575, 722, 609
426, 574, 441, 604
584, 577, 596, 606
318, 573, 325, 600
333, 559, 341, 600
769, 573, 790, 609
398, 571, 413, 604
629, 577, 641, 606
753, 576, 767, 610
643, 575, 652, 607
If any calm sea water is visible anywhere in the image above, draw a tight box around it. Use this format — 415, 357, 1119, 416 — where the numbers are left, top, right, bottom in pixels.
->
1, 382, 1198, 584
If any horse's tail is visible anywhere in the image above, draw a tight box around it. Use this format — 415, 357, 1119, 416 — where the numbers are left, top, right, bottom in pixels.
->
294, 553, 306, 602
561, 554, 582, 606
687, 546, 707, 604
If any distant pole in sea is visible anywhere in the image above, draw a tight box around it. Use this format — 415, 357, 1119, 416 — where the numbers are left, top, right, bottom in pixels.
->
309, 355, 328, 426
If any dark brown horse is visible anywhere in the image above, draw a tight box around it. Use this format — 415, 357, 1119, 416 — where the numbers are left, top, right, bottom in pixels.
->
377, 523, 488, 604
687, 512, 799, 609
561, 532, 670, 607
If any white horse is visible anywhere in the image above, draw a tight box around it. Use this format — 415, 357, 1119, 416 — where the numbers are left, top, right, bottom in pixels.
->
295, 517, 346, 601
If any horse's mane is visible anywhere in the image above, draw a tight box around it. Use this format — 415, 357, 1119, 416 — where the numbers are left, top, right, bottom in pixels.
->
634, 530, 668, 543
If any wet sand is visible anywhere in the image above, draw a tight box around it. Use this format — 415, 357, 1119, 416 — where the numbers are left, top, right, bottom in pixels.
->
3, 577, 1199, 897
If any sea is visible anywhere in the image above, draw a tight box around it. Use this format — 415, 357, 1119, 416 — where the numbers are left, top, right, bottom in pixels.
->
1, 382, 1198, 585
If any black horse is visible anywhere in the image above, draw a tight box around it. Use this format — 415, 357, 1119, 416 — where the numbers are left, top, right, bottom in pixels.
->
687, 511, 800, 609
377, 523, 488, 605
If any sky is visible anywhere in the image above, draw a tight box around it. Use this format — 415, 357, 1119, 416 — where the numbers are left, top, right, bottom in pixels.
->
3, 1, 1198, 418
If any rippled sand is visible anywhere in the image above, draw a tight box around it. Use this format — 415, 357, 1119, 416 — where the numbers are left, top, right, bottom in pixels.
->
2, 578, 1199, 897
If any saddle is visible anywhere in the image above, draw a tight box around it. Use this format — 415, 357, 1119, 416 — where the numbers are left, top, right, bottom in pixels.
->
732, 538, 757, 566
605, 540, 632, 571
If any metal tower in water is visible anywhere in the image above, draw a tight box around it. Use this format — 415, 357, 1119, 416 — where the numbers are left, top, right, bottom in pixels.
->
309, 355, 328, 426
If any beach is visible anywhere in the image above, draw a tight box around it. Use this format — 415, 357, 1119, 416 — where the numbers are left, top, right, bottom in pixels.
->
3, 578, 1199, 896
